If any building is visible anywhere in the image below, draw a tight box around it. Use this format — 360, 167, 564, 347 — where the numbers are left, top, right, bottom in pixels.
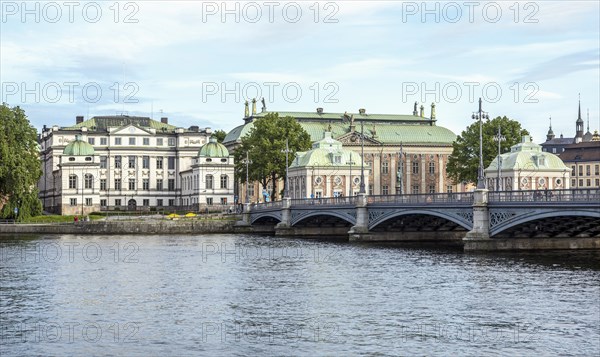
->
288, 132, 370, 198
224, 100, 462, 202
559, 139, 600, 189
541, 99, 596, 154
485, 136, 570, 191
38, 115, 226, 215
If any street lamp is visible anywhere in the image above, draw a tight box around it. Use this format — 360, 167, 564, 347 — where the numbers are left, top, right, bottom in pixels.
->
396, 142, 404, 195
493, 125, 506, 191
282, 138, 291, 198
244, 151, 252, 204
471, 97, 490, 189
359, 120, 366, 194
346, 152, 355, 196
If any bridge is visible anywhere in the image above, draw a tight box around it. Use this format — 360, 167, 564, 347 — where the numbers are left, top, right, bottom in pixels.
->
239, 188, 600, 251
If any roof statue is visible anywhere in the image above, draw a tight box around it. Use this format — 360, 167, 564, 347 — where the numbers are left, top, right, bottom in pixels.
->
251, 98, 257, 115
413, 101, 418, 116
244, 100, 249, 117
261, 97, 266, 112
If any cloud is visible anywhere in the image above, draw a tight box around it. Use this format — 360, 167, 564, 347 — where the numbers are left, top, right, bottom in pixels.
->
511, 49, 600, 83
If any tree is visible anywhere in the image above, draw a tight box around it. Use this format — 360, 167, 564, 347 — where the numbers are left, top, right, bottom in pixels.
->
212, 129, 227, 143
234, 113, 311, 200
0, 103, 43, 220
447, 116, 529, 185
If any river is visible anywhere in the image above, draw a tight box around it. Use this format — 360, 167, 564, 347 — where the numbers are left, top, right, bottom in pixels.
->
1, 234, 599, 356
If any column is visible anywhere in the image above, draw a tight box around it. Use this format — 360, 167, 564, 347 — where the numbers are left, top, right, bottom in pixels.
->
406, 154, 411, 194
421, 154, 426, 193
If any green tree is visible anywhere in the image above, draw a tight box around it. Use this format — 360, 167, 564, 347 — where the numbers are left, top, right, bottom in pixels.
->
212, 129, 227, 143
0, 104, 43, 220
234, 113, 311, 200
447, 116, 529, 185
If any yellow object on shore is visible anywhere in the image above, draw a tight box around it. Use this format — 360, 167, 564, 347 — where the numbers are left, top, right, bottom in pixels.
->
185, 212, 197, 217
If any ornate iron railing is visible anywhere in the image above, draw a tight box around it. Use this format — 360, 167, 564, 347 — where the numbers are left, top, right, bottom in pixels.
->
290, 196, 358, 206
488, 188, 600, 203
367, 192, 474, 205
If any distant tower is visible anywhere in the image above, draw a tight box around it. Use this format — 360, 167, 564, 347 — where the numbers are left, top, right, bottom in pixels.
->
583, 108, 593, 142
575, 95, 584, 143
546, 116, 555, 141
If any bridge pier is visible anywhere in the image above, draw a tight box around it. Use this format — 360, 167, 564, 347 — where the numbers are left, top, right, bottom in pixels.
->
348, 194, 372, 241
463, 189, 491, 250
274, 198, 292, 236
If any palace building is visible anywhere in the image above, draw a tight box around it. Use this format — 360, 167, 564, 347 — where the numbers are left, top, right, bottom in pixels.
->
38, 115, 234, 215
224, 100, 463, 202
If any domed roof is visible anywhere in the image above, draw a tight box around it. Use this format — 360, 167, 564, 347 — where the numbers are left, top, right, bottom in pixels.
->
63, 135, 95, 156
199, 136, 229, 157
485, 136, 567, 173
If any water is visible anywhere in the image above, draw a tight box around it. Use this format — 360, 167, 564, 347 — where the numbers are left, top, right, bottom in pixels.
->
1, 234, 599, 356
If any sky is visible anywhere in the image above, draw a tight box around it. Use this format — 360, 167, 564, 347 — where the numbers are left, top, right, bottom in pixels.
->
1, 1, 599, 142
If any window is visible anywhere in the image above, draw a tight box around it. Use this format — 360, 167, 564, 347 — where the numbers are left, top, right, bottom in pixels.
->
70, 198, 77, 206
220, 175, 228, 189
157, 199, 163, 206
571, 179, 576, 187
412, 162, 419, 174
100, 137, 107, 145
129, 178, 135, 190
168, 179, 175, 191
100, 156, 107, 168
114, 156, 122, 169
100, 199, 107, 207
579, 179, 583, 187
382, 185, 389, 195
129, 137, 136, 145
143, 138, 150, 145
156, 157, 163, 169
157, 138, 163, 146
88, 137, 95, 145
446, 185, 453, 193
168, 157, 175, 170
115, 137, 122, 145
571, 165, 576, 176
115, 199, 121, 206
128, 156, 136, 169
69, 174, 77, 189
206, 175, 214, 189
114, 179, 122, 190
552, 148, 556, 153
429, 162, 435, 174
206, 197, 213, 205
586, 179, 591, 187
579, 165, 583, 176
141, 156, 149, 169
100, 179, 106, 191
156, 179, 163, 190
596, 165, 600, 176
143, 179, 149, 190
596, 179, 600, 187
382, 162, 389, 174
84, 174, 93, 189
168, 199, 175, 206
412, 185, 420, 194
368, 184, 373, 195
429, 185, 435, 193
143, 199, 150, 206
168, 138, 175, 146
85, 198, 92, 206
586, 165, 591, 176
220, 197, 228, 205
248, 184, 255, 197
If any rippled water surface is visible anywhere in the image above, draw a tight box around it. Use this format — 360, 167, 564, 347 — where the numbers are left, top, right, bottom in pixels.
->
1, 234, 599, 356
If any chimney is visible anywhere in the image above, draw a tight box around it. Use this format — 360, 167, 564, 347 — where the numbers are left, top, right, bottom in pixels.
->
76, 115, 84, 124
161, 117, 168, 124
317, 107, 323, 114
359, 108, 366, 115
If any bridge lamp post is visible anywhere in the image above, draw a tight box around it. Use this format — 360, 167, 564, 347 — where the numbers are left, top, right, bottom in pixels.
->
472, 97, 490, 189
493, 125, 506, 191
346, 152, 355, 196
244, 151, 252, 204
282, 138, 291, 199
359, 120, 366, 194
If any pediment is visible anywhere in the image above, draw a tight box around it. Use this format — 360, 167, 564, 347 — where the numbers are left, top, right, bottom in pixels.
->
112, 125, 152, 136
335, 132, 381, 145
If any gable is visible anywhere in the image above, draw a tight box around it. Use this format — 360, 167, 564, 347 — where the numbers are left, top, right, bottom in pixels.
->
111, 125, 152, 136
335, 132, 382, 145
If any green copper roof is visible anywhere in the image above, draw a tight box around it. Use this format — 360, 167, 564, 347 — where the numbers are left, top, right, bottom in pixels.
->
290, 132, 367, 168
249, 110, 431, 122
63, 135, 95, 156
199, 137, 229, 157
485, 136, 568, 172
65, 115, 178, 132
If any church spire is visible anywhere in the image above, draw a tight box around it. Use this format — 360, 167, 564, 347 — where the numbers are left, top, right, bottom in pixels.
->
578, 93, 582, 121
546, 116, 555, 141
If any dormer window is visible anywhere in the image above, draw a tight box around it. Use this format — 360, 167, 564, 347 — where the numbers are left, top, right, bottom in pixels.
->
85, 157, 92, 161
206, 158, 212, 162
69, 157, 75, 161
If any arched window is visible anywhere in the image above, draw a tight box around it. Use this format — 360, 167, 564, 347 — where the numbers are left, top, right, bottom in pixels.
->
69, 174, 77, 189
220, 175, 228, 189
206, 175, 213, 189
84, 174, 93, 189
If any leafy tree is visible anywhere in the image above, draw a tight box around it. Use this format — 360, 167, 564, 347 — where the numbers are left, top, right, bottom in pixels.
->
212, 129, 227, 143
0, 103, 42, 220
447, 116, 529, 185
234, 113, 311, 200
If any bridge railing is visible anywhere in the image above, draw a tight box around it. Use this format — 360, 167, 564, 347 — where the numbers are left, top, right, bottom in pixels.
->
290, 196, 358, 206
250, 200, 284, 211
368, 192, 474, 205
489, 188, 600, 203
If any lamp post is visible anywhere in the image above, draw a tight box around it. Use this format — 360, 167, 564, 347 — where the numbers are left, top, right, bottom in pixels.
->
493, 125, 506, 191
244, 151, 252, 204
346, 152, 355, 196
282, 138, 291, 198
472, 97, 489, 189
359, 120, 366, 194
396, 142, 404, 195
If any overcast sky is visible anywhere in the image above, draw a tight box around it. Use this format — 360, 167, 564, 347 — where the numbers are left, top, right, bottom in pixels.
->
1, 1, 599, 141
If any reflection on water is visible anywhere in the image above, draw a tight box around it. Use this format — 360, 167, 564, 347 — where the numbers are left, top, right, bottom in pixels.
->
1, 234, 599, 356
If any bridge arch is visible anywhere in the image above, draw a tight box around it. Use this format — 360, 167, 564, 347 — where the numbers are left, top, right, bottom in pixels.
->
491, 209, 600, 237
369, 209, 472, 231
250, 213, 282, 225
291, 210, 356, 227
